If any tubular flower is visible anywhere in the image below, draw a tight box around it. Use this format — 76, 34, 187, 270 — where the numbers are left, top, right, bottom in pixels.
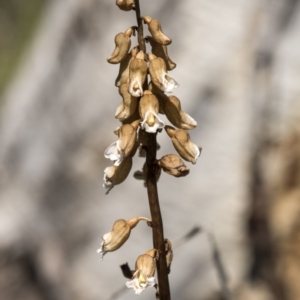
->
116, 0, 135, 11
104, 124, 137, 166
139, 90, 165, 133
115, 83, 138, 121
126, 251, 157, 295
165, 125, 201, 164
128, 50, 148, 97
103, 156, 133, 194
148, 54, 179, 93
97, 217, 151, 260
163, 95, 197, 130
115, 47, 139, 87
107, 27, 133, 64
142, 16, 171, 45
146, 36, 176, 70
158, 154, 190, 177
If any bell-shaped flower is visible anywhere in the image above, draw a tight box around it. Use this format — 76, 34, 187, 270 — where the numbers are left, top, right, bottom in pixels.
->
163, 95, 197, 130
115, 83, 138, 121
148, 54, 179, 93
115, 47, 138, 87
142, 16, 171, 45
146, 36, 176, 70
126, 251, 157, 295
158, 154, 190, 177
104, 124, 137, 166
116, 0, 135, 11
107, 27, 133, 64
165, 125, 201, 164
139, 90, 164, 133
103, 156, 133, 194
97, 217, 151, 260
128, 50, 148, 97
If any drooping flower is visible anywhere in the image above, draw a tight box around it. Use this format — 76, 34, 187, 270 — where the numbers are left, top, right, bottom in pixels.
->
107, 27, 133, 64
97, 217, 151, 260
165, 125, 201, 164
148, 54, 179, 93
103, 156, 133, 194
146, 35, 176, 70
126, 251, 157, 295
128, 50, 148, 97
116, 0, 135, 11
163, 95, 197, 130
115, 82, 138, 121
104, 123, 138, 166
115, 47, 138, 87
139, 90, 165, 133
158, 154, 190, 177
142, 16, 172, 45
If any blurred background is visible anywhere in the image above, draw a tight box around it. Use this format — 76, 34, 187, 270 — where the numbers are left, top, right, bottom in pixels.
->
0, 0, 300, 299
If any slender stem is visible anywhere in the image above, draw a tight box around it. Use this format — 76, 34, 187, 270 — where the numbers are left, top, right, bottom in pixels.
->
134, 1, 171, 299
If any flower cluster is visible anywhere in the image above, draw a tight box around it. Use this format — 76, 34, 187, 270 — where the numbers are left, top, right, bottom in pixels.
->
103, 7, 201, 195
99, 1, 200, 295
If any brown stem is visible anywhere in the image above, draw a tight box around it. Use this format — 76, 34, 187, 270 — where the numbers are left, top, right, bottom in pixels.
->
134, 1, 170, 299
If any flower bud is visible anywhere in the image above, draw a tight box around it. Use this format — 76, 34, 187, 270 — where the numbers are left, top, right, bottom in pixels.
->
146, 36, 176, 70
165, 125, 201, 164
164, 95, 197, 130
165, 239, 173, 274
103, 156, 133, 194
104, 124, 137, 166
139, 90, 165, 133
115, 47, 138, 87
158, 154, 190, 177
126, 252, 156, 295
97, 217, 151, 260
116, 0, 135, 11
115, 82, 138, 121
128, 50, 148, 97
142, 16, 171, 45
148, 54, 179, 93
107, 28, 133, 64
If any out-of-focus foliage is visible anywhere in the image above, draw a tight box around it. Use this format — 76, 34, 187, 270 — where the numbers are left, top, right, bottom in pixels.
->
0, 0, 45, 97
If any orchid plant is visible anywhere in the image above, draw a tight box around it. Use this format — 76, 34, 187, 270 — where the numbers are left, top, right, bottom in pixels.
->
99, 1, 201, 298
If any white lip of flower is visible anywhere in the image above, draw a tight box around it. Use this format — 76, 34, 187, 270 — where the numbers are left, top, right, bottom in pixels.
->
96, 232, 111, 260
129, 80, 143, 97
140, 110, 165, 133
104, 140, 124, 166
161, 73, 179, 93
126, 270, 156, 295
